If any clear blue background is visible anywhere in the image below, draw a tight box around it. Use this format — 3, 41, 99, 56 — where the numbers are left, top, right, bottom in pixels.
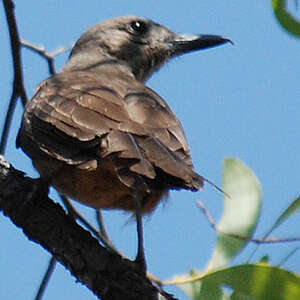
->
1, 1, 300, 299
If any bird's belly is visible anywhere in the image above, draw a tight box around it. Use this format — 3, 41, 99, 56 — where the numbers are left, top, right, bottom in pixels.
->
34, 158, 167, 214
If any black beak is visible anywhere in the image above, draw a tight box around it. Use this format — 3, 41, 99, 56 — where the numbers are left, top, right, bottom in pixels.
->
171, 34, 233, 55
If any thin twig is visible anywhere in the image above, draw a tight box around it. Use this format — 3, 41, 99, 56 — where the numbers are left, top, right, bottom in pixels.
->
34, 256, 56, 300
62, 196, 160, 283
3, 0, 27, 106
197, 201, 300, 244
60, 194, 99, 236
1, 0, 28, 154
95, 209, 116, 250
0, 95, 18, 155
21, 39, 72, 75
60, 195, 122, 255
277, 247, 300, 267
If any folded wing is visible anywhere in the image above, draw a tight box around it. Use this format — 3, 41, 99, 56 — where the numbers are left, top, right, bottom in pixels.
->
17, 71, 203, 191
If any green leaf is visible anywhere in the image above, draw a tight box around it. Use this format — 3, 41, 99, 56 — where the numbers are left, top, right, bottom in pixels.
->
266, 195, 300, 237
272, 0, 300, 37
207, 158, 262, 270
198, 280, 229, 300
174, 270, 202, 299
177, 264, 300, 300
230, 292, 256, 300
175, 270, 230, 300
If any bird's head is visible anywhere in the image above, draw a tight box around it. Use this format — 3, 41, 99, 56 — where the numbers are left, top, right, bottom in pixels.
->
63, 15, 232, 82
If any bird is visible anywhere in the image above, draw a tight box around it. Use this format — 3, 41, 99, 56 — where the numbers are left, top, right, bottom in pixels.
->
17, 15, 231, 272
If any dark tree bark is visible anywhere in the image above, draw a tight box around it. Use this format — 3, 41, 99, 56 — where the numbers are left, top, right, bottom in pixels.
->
0, 156, 177, 300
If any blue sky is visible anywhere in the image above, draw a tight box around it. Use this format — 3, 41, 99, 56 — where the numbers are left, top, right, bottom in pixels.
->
1, 1, 300, 299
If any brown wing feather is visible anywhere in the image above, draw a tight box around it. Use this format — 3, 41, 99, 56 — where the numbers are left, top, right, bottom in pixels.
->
18, 71, 202, 190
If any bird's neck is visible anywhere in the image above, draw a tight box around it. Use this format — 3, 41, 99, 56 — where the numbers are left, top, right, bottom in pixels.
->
62, 51, 154, 83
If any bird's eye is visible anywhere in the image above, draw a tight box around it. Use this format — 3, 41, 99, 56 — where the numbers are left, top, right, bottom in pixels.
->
130, 20, 148, 35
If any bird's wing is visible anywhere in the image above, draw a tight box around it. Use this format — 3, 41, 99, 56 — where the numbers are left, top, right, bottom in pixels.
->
18, 71, 203, 190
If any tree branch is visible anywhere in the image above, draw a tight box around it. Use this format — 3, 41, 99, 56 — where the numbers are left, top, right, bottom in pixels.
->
1, 0, 27, 155
0, 156, 177, 300
21, 39, 72, 76
197, 201, 300, 244
2, 0, 27, 106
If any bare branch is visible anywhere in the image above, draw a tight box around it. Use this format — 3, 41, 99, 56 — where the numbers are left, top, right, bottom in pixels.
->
2, 0, 27, 106
34, 256, 57, 300
60, 194, 122, 255
95, 209, 117, 251
0, 156, 176, 300
21, 39, 72, 75
197, 201, 300, 244
1, 0, 27, 154
0, 96, 18, 155
277, 247, 300, 267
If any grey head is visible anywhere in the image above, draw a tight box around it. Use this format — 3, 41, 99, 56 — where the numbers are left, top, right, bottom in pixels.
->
63, 15, 231, 82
